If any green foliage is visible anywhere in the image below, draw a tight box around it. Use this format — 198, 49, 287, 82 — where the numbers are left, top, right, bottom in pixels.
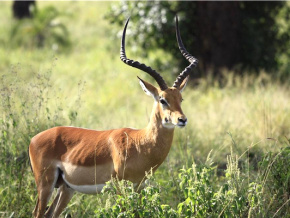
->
177, 153, 250, 217
105, 1, 182, 77
0, 63, 79, 217
106, 1, 290, 77
91, 175, 177, 218
276, 3, 290, 80
60, 148, 289, 218
259, 144, 290, 217
10, 6, 71, 51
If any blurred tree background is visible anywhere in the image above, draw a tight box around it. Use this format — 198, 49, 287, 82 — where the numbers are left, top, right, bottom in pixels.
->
106, 1, 290, 80
9, 0, 71, 51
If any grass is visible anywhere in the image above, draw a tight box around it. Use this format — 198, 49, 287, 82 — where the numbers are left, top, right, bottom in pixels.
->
0, 1, 289, 217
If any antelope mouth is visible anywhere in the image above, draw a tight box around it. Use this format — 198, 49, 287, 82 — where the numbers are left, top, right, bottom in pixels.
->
177, 123, 187, 128
177, 120, 187, 128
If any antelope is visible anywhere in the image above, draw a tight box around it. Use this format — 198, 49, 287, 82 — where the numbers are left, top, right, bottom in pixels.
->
29, 16, 198, 218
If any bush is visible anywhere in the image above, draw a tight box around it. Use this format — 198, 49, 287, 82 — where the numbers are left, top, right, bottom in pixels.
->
106, 1, 290, 78
259, 144, 290, 217
10, 6, 71, 51
0, 62, 80, 216
95, 174, 178, 218
69, 148, 289, 217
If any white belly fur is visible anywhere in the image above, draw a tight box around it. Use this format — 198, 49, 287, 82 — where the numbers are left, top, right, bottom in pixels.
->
57, 161, 113, 194
62, 174, 105, 194
57, 161, 139, 194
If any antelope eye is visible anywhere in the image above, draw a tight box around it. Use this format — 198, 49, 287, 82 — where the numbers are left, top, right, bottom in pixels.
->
160, 99, 167, 105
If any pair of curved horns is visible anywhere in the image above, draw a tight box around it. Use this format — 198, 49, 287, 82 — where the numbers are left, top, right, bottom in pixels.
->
120, 16, 198, 91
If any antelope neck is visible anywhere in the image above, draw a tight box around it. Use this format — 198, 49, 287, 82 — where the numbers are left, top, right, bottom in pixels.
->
144, 102, 175, 149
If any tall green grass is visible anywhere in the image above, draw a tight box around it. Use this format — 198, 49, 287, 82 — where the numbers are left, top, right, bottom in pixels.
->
0, 1, 289, 217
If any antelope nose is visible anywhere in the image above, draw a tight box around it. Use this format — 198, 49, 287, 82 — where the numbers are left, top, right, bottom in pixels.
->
178, 117, 187, 124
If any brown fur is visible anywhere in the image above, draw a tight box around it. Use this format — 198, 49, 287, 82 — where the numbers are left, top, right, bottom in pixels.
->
29, 84, 187, 218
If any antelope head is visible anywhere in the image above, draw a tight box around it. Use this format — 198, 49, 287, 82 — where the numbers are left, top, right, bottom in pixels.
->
120, 16, 198, 129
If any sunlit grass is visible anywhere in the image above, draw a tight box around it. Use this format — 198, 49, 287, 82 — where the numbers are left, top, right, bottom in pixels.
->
0, 1, 289, 217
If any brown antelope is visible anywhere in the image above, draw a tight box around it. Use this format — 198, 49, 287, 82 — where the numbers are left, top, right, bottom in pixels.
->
29, 16, 198, 218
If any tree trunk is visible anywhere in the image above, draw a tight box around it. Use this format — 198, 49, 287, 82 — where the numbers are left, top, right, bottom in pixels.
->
12, 0, 36, 19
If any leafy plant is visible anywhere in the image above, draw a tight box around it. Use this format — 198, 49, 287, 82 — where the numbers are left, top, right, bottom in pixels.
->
93, 173, 177, 218
106, 1, 290, 77
177, 151, 265, 217
10, 6, 71, 51
259, 143, 290, 217
0, 62, 80, 217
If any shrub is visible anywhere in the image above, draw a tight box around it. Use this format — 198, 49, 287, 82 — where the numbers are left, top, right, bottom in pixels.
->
10, 6, 71, 51
95, 174, 178, 218
259, 144, 290, 217
0, 63, 80, 216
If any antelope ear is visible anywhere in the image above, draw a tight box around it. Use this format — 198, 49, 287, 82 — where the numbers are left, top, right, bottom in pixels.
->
178, 75, 190, 93
138, 77, 159, 100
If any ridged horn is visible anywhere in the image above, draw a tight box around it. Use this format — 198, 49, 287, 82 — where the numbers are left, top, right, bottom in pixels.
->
120, 18, 168, 91
173, 16, 198, 88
